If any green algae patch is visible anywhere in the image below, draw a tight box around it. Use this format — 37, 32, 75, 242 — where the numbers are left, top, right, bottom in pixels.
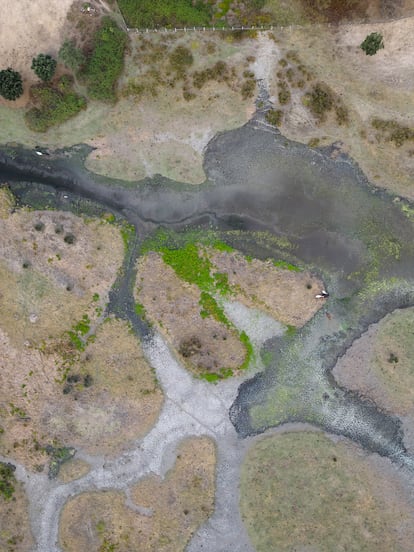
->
240, 432, 414, 552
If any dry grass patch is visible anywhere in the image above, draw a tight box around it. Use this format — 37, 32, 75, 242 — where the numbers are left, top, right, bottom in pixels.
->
58, 458, 91, 483
0, 318, 163, 470
136, 252, 247, 377
59, 437, 216, 551
0, 206, 123, 349
274, 17, 414, 198
209, 247, 324, 327
240, 431, 414, 552
0, 469, 34, 552
0, 0, 74, 107
333, 307, 414, 416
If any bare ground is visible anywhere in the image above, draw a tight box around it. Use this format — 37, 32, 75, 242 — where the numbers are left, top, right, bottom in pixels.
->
58, 436, 216, 551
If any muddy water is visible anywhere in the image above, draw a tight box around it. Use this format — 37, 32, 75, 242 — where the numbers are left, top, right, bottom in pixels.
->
2, 116, 414, 466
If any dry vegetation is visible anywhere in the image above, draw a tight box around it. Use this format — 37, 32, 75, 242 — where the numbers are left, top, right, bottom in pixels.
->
240, 431, 414, 552
208, 247, 324, 327
136, 252, 247, 377
59, 437, 216, 551
0, 474, 34, 552
271, 16, 414, 198
333, 307, 414, 416
0, 317, 163, 470
0, 190, 162, 470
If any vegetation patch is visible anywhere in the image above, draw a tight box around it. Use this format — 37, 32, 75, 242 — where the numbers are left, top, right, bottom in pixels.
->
301, 81, 349, 124
81, 17, 128, 101
59, 437, 216, 551
118, 0, 212, 28
0, 462, 33, 550
0, 462, 16, 500
25, 76, 86, 132
265, 108, 283, 126
136, 251, 248, 378
240, 432, 414, 552
371, 118, 414, 148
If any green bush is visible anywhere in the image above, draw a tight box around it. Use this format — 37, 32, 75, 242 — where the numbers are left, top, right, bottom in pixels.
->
31, 54, 57, 82
0, 68, 23, 100
360, 32, 384, 56
59, 40, 86, 72
118, 0, 212, 28
0, 462, 16, 500
81, 17, 127, 101
25, 76, 86, 132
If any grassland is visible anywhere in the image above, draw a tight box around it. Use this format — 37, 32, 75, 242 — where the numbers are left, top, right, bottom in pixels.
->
59, 437, 216, 551
240, 432, 414, 551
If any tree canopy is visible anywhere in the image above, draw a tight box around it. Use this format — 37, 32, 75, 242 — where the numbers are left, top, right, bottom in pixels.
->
0, 68, 23, 101
31, 54, 57, 81
360, 32, 384, 56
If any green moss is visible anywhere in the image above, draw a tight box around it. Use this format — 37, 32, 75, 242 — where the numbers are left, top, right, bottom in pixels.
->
273, 259, 301, 272
199, 292, 230, 326
240, 331, 254, 370
200, 373, 220, 383
213, 240, 234, 252
120, 222, 136, 251
134, 301, 146, 318
162, 243, 213, 289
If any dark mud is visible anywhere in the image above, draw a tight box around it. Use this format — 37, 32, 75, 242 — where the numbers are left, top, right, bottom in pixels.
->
2, 117, 414, 466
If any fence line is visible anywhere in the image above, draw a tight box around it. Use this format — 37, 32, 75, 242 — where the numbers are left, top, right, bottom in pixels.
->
120, 10, 414, 35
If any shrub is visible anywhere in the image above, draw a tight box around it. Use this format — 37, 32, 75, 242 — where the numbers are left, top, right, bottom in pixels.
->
169, 45, 193, 76
81, 17, 127, 101
58, 40, 86, 72
360, 32, 384, 56
265, 109, 283, 126
31, 54, 57, 82
0, 462, 16, 500
278, 88, 291, 105
241, 78, 256, 100
25, 77, 86, 132
304, 82, 334, 120
0, 68, 23, 101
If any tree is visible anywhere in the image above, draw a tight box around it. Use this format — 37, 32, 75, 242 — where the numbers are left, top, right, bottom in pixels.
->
0, 68, 23, 100
360, 32, 384, 56
58, 40, 86, 73
31, 54, 57, 81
